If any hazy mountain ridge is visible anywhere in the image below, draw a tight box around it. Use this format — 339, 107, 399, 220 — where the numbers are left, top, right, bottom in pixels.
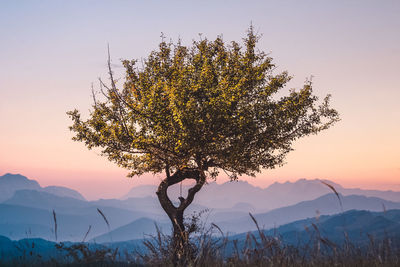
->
123, 178, 400, 212
42, 185, 85, 201
229, 209, 400, 246
3, 189, 91, 211
0, 173, 85, 202
0, 174, 42, 202
213, 193, 400, 234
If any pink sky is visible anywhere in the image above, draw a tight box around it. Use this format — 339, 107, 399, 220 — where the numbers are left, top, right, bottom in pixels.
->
1, 1, 399, 200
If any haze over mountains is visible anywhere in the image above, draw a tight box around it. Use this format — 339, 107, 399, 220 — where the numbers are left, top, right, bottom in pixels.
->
1, 173, 400, 243
124, 178, 400, 212
0, 173, 85, 202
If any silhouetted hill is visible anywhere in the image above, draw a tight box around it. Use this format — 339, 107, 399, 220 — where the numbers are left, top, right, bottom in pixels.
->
0, 235, 64, 263
0, 235, 111, 264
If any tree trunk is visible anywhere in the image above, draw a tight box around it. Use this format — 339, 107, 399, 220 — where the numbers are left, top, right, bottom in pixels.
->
172, 209, 187, 263
155, 167, 206, 265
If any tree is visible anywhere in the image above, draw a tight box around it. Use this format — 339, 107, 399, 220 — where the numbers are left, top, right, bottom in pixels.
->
67, 27, 339, 262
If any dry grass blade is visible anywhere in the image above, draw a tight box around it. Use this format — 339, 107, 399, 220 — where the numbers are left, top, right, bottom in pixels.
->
311, 223, 320, 236
97, 208, 110, 230
211, 223, 224, 238
249, 212, 267, 243
320, 180, 343, 211
97, 208, 112, 242
82, 225, 92, 243
249, 212, 260, 232
112, 247, 119, 261
52, 209, 58, 242
154, 223, 163, 251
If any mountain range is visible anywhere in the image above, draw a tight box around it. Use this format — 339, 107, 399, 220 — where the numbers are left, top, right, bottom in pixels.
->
212, 193, 400, 234
123, 178, 400, 212
1, 172, 400, 243
0, 188, 168, 241
228, 209, 400, 249
86, 193, 400, 241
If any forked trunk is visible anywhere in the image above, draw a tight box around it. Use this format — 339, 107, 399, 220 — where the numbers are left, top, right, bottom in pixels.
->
155, 167, 205, 265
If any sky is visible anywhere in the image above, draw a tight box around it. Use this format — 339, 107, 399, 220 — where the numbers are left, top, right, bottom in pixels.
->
0, 0, 399, 200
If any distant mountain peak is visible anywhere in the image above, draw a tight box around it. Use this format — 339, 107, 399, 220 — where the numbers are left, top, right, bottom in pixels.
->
123, 177, 400, 212
2, 173, 23, 178
1, 173, 37, 183
268, 178, 342, 188
0, 173, 85, 202
295, 178, 336, 184
43, 186, 86, 201
0, 173, 41, 203
121, 184, 157, 199
220, 180, 262, 189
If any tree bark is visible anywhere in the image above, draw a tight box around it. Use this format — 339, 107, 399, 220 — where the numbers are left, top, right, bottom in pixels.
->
155, 167, 206, 264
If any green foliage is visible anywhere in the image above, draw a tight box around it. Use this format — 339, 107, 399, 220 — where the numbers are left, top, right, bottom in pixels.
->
67, 26, 339, 179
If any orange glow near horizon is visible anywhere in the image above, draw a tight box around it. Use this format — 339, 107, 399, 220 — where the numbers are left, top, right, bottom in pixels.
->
1, 155, 399, 200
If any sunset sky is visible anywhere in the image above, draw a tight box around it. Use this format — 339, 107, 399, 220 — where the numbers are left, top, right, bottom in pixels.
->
1, 0, 399, 200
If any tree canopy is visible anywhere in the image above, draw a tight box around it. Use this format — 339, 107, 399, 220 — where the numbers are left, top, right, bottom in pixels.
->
67, 27, 339, 262
68, 28, 339, 182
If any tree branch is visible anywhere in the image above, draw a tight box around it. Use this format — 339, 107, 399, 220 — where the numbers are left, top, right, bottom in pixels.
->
156, 167, 201, 218
177, 170, 205, 211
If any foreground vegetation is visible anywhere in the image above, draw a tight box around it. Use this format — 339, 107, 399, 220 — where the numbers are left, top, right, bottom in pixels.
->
2, 214, 399, 267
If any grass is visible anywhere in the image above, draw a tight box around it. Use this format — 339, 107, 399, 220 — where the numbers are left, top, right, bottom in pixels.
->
2, 211, 400, 267
129, 212, 400, 267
